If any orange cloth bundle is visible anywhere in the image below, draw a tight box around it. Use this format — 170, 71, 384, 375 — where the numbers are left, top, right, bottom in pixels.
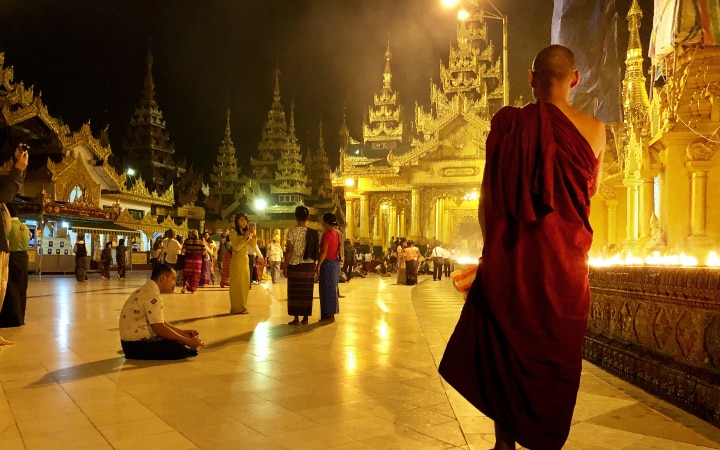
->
451, 265, 478, 300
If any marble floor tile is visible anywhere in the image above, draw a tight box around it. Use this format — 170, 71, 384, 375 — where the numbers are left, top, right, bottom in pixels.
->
0, 272, 717, 449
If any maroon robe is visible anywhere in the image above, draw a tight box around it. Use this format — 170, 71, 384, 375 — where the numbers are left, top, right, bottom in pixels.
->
439, 103, 599, 450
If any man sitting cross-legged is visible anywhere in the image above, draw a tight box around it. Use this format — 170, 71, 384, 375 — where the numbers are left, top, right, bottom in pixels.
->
119, 263, 204, 360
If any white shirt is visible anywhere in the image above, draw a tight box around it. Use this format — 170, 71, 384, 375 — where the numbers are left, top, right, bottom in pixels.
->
267, 243, 283, 262
247, 242, 261, 257
163, 238, 182, 264
119, 280, 165, 341
431, 246, 447, 258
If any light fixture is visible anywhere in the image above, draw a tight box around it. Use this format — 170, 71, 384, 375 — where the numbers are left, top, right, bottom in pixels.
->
62, 222, 70, 228
254, 198, 267, 211
345, 178, 355, 187
458, 9, 470, 20
441, 0, 460, 7
126, 168, 135, 176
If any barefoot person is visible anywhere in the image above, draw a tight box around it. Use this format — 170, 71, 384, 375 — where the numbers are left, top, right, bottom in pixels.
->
439, 45, 606, 450
119, 263, 204, 359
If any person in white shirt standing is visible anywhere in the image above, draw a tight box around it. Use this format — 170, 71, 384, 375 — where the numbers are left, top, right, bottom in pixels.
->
162, 229, 182, 268
431, 245, 447, 281
266, 238, 283, 283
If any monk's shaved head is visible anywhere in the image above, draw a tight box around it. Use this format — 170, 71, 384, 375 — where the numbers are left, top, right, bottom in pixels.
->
532, 45, 576, 83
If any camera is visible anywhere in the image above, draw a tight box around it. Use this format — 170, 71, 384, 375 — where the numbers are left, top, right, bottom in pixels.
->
18, 143, 30, 151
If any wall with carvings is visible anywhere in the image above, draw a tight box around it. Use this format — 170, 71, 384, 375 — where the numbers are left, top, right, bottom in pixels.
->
587, 267, 720, 426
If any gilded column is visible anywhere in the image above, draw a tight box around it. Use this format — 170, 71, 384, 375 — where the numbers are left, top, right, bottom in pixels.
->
638, 170, 657, 239
606, 199, 619, 249
359, 194, 369, 241
399, 209, 406, 237
686, 161, 712, 237
345, 198, 355, 241
623, 178, 641, 253
443, 208, 452, 243
435, 197, 444, 240
685, 143, 717, 251
389, 205, 397, 247
410, 189, 420, 239
373, 204, 383, 247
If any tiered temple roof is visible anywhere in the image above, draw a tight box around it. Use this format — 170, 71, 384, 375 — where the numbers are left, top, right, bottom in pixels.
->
306, 120, 333, 199
272, 101, 311, 197
207, 108, 240, 215
251, 67, 288, 187
363, 40, 404, 146
122, 48, 187, 196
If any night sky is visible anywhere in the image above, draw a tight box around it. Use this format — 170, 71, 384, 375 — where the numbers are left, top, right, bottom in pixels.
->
0, 0, 650, 179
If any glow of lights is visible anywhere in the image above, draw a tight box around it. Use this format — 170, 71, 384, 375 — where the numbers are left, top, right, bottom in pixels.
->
355, 149, 360, 155
378, 321, 389, 340
456, 256, 480, 265
345, 178, 355, 187
126, 168, 135, 176
62, 222, 69, 228
381, 204, 388, 210
441, 0, 460, 7
254, 198, 267, 211
707, 252, 720, 267
464, 191, 479, 201
346, 351, 357, 371
588, 252, 705, 267
251, 322, 271, 359
458, 9, 470, 20
377, 300, 389, 312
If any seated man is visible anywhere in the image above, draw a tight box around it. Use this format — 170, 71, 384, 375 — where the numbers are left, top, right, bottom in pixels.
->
119, 263, 204, 360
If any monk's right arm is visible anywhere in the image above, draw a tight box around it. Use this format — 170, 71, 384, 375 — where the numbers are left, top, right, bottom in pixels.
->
588, 120, 607, 197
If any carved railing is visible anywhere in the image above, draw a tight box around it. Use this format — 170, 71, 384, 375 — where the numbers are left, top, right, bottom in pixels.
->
586, 266, 720, 427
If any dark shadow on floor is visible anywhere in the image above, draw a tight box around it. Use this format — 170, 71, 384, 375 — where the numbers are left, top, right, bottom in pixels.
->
202, 321, 332, 351
28, 355, 190, 387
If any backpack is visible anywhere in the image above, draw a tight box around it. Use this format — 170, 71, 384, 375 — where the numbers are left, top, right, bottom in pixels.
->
76, 242, 87, 257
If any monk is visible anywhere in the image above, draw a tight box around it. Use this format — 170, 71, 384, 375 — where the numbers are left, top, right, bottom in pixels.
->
439, 45, 605, 450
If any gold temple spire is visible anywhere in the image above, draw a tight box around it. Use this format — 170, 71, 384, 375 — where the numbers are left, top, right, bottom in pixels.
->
143, 46, 157, 104
273, 63, 281, 103
223, 107, 233, 146
318, 119, 325, 155
622, 0, 650, 130
383, 35, 392, 90
289, 99, 296, 140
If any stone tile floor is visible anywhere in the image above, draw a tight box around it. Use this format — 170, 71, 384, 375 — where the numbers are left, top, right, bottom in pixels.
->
0, 271, 718, 449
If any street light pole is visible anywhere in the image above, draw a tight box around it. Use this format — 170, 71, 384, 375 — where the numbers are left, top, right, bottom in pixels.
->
502, 13, 508, 106
480, 0, 509, 106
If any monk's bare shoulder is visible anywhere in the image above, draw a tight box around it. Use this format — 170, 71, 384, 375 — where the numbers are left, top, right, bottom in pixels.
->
561, 106, 605, 158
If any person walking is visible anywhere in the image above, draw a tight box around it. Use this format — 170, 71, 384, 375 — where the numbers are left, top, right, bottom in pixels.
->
266, 238, 283, 283
100, 242, 113, 280
180, 230, 205, 294
219, 234, 232, 287
342, 239, 355, 282
404, 240, 419, 285
116, 238, 127, 279
284, 206, 318, 325
316, 212, 341, 322
73, 235, 89, 282
396, 239, 406, 285
229, 213, 254, 314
